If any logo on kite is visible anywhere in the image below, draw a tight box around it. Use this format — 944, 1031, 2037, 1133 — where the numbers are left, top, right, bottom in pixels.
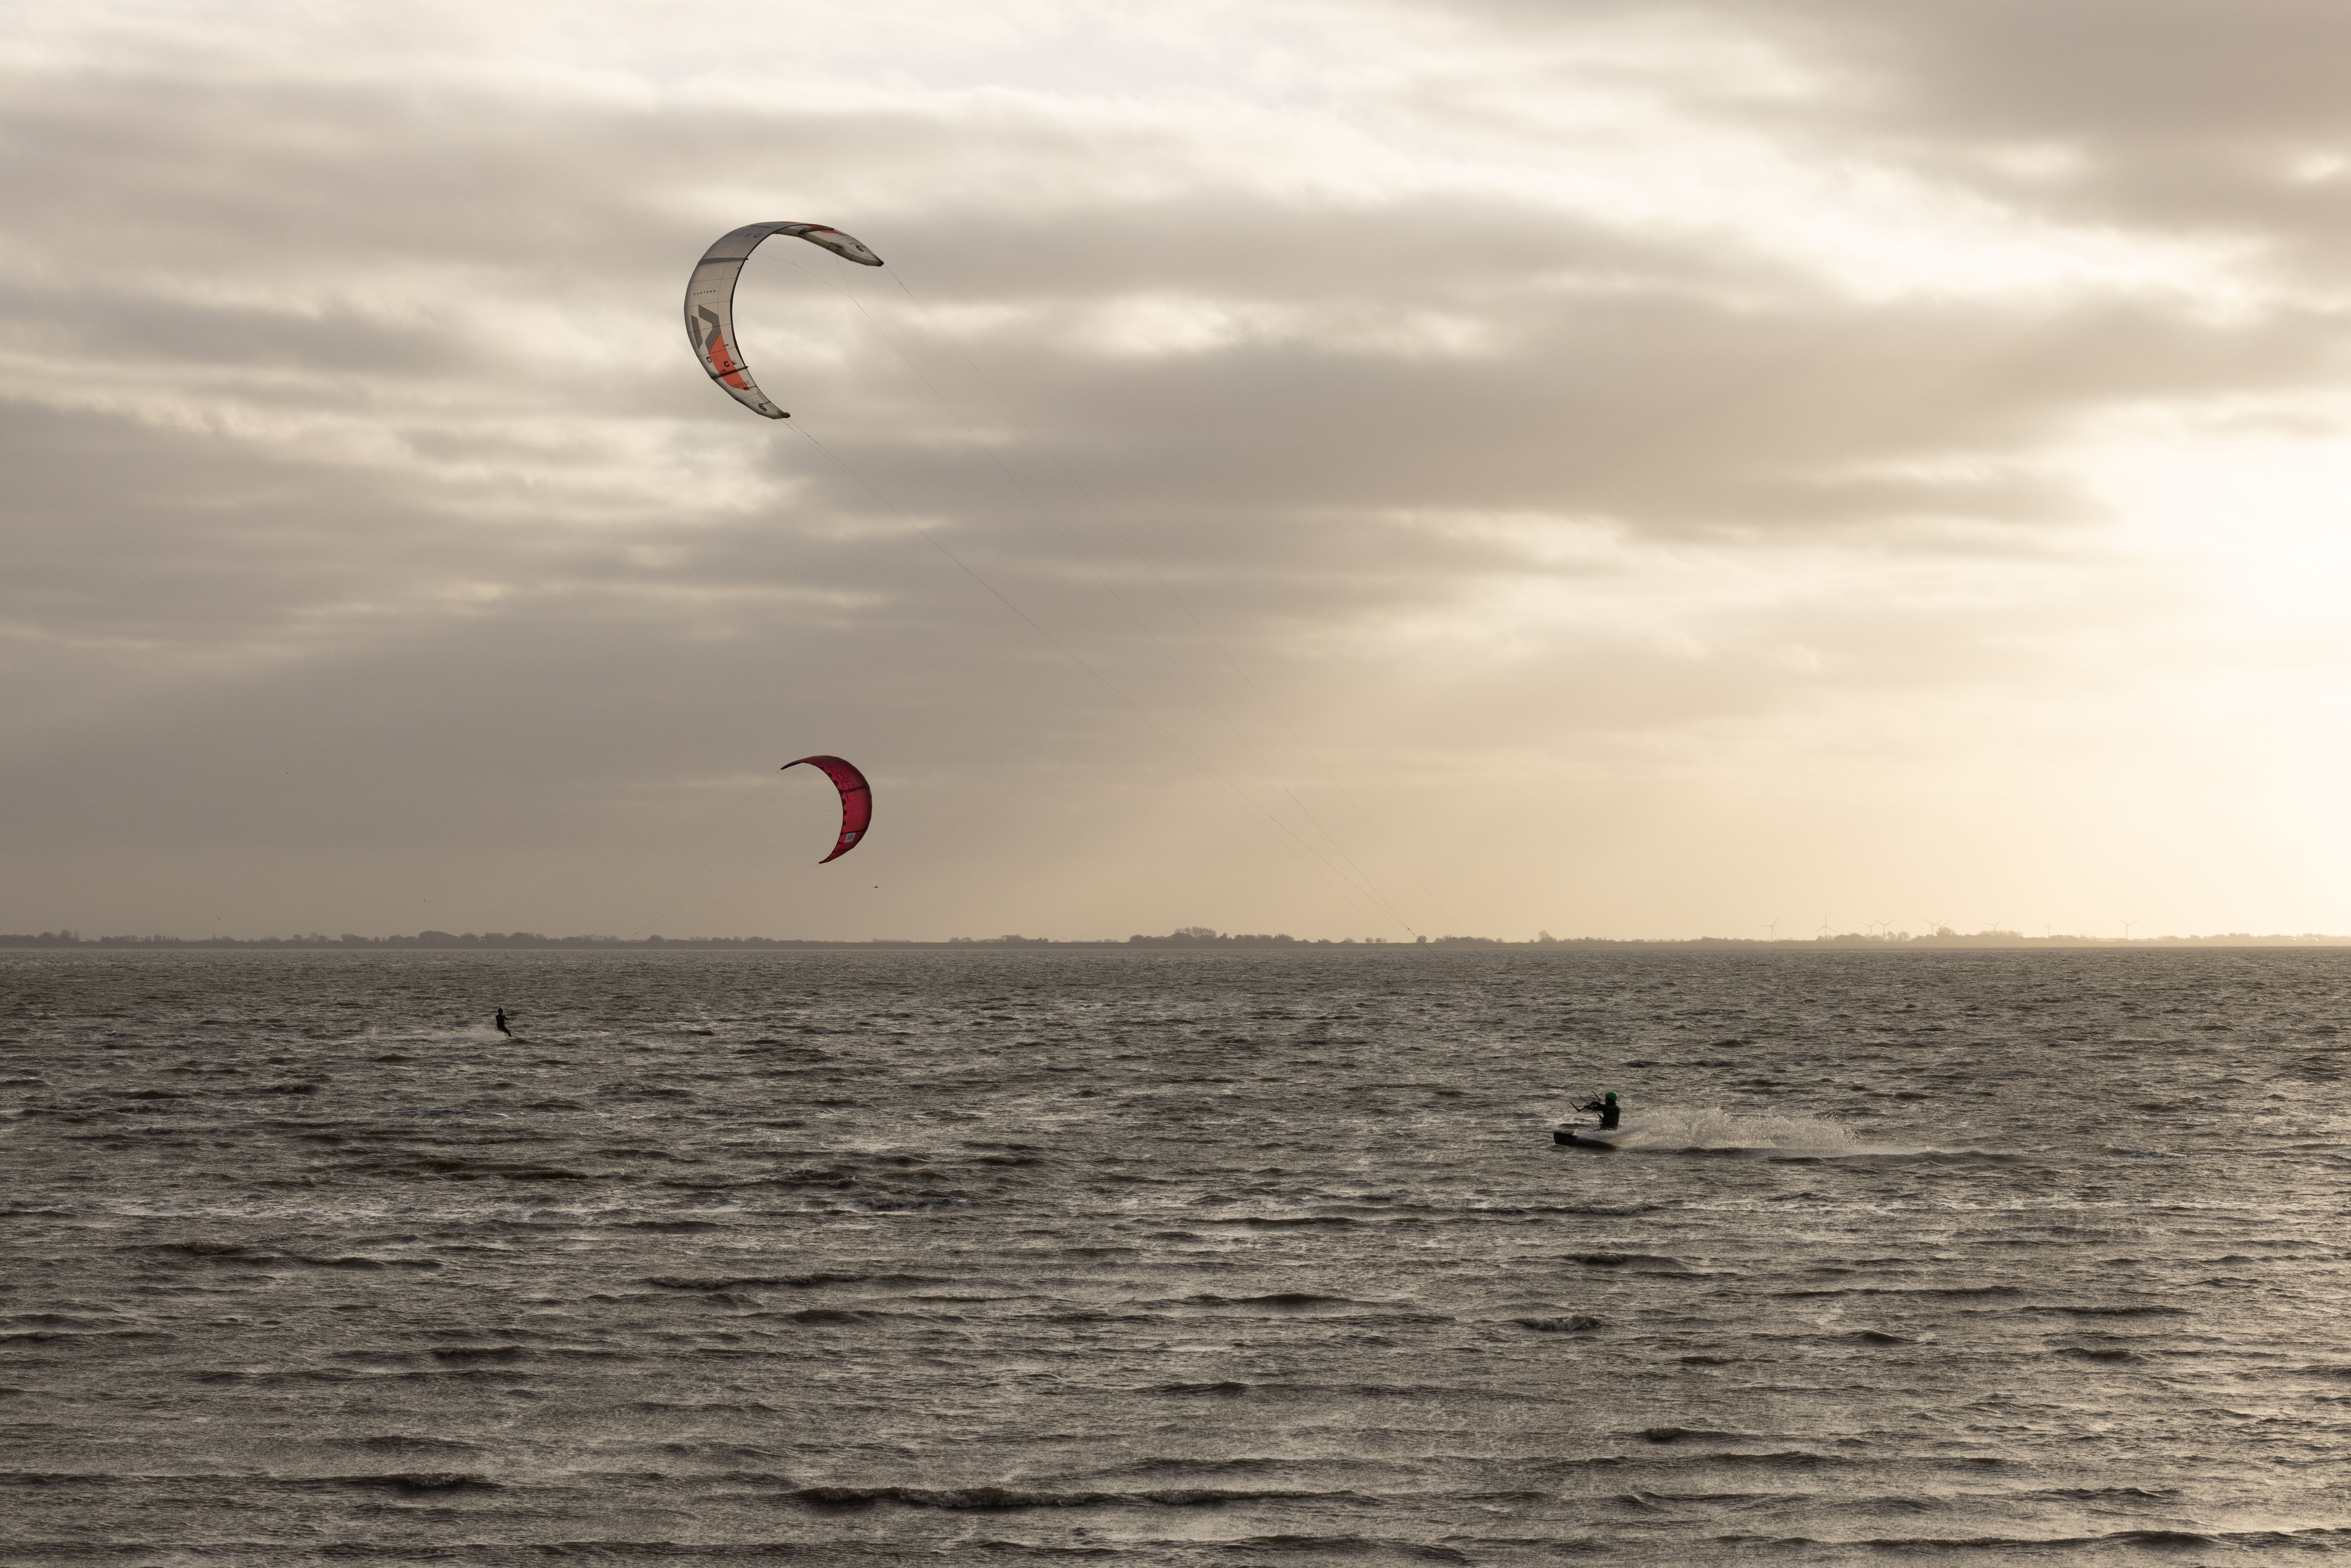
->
684, 222, 884, 420
783, 755, 873, 863
694, 307, 751, 391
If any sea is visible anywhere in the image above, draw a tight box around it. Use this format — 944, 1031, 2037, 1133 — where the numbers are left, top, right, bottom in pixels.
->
3, 946, 2348, 1564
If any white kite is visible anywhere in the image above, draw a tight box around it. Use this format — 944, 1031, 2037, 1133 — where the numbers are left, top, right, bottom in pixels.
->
683, 222, 884, 419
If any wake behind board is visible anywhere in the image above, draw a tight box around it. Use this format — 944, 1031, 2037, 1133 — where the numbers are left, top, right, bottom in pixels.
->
1554, 1123, 1629, 1149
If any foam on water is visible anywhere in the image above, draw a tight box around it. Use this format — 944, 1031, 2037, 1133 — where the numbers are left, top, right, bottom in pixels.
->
1609, 1104, 1866, 1153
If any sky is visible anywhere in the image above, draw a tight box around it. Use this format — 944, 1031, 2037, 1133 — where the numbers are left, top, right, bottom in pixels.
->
7, 0, 2351, 942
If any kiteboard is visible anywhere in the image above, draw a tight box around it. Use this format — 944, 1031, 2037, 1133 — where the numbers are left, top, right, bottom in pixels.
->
1553, 1123, 1630, 1149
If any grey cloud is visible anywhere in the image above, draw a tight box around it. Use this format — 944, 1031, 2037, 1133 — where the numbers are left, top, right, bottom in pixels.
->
16, 42, 2326, 532
1, 2, 2326, 935
1423, 0, 2351, 275
1730, 0, 2351, 142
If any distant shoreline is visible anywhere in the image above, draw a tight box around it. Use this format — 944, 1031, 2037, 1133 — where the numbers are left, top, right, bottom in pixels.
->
5, 931, 2347, 951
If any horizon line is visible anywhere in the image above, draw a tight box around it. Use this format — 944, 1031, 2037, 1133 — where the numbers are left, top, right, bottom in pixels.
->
6, 928, 2350, 951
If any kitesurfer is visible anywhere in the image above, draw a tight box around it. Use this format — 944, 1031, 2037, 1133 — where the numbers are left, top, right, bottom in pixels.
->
1576, 1092, 1621, 1129
494, 1008, 513, 1038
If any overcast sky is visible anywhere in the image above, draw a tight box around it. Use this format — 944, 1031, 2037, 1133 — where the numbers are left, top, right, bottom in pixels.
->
7, 0, 2351, 940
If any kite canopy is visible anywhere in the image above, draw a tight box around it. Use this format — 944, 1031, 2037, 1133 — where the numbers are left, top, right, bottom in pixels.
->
685, 222, 884, 419
783, 755, 873, 863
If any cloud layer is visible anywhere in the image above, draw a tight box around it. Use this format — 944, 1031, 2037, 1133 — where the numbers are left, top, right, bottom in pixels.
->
6, 0, 2350, 938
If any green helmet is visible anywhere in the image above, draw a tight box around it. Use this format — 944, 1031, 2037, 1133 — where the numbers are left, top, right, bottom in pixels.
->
1604, 1092, 1617, 1102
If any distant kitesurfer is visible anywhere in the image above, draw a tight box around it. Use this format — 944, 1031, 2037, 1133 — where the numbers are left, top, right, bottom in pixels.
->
1576, 1092, 1621, 1129
494, 1008, 513, 1037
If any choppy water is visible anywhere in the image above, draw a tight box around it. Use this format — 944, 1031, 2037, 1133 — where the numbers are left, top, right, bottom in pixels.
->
4, 947, 2349, 1564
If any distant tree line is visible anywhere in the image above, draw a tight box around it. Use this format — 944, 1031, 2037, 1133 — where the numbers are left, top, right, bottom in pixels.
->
0, 930, 945, 949
3, 928, 2345, 950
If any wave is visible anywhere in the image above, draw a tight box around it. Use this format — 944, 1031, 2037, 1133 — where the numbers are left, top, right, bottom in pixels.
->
1705, 1529, 2230, 1552
0, 1329, 169, 1345
1224, 1538, 1470, 1563
639, 1271, 951, 1291
321, 1435, 487, 1455
776, 1482, 1382, 1510
315, 1471, 502, 1493
1165, 1292, 1363, 1309
1842, 1529, 2225, 1550
1780, 1285, 2022, 1300
1596, 1107, 1877, 1155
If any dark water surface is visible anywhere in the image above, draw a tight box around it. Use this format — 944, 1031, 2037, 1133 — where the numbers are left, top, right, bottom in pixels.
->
4, 947, 2349, 1564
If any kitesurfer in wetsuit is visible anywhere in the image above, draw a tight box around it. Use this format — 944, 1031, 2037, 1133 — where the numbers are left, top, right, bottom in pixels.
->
494, 1008, 513, 1037
1576, 1092, 1621, 1129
